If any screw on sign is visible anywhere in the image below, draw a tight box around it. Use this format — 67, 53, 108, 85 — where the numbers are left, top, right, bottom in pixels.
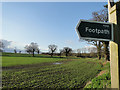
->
76, 20, 113, 41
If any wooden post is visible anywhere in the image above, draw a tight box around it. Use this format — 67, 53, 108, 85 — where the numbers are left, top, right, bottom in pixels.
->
108, 1, 120, 88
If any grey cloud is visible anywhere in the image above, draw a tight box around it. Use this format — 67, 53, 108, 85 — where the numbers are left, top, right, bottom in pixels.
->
0, 39, 25, 53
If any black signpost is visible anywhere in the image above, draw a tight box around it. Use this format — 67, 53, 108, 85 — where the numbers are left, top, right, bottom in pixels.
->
76, 20, 113, 41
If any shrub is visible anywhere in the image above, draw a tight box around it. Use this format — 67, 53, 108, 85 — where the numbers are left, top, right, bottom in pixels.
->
84, 72, 111, 88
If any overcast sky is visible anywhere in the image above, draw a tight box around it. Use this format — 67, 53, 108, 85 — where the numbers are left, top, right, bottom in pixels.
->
2, 2, 108, 52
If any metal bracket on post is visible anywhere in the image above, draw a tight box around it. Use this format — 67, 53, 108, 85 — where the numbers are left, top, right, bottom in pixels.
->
109, 0, 114, 7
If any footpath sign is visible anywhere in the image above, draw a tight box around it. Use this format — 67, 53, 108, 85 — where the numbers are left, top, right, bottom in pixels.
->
76, 20, 113, 41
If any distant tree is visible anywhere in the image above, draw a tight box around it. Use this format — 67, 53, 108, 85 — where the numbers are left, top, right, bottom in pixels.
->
14, 47, 17, 53
59, 49, 63, 58
36, 49, 40, 54
0, 41, 5, 52
82, 47, 87, 53
91, 7, 108, 22
63, 47, 72, 57
48, 44, 57, 57
19, 51, 21, 54
90, 6, 109, 60
88, 47, 97, 53
25, 42, 39, 57
77, 48, 81, 57
25, 45, 32, 54
87, 40, 103, 60
14, 49, 17, 53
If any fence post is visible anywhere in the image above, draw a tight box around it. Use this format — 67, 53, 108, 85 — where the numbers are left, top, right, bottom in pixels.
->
108, 1, 120, 88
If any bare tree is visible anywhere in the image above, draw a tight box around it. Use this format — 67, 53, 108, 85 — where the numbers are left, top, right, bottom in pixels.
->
36, 48, 40, 54
91, 6, 109, 61
87, 40, 103, 60
25, 42, 39, 57
19, 51, 21, 54
48, 44, 57, 57
86, 6, 109, 60
91, 7, 108, 22
63, 47, 72, 57
82, 47, 87, 53
0, 41, 5, 52
14, 47, 17, 53
77, 48, 81, 57
88, 47, 97, 53
59, 49, 63, 58
87, 46, 97, 57
25, 45, 32, 54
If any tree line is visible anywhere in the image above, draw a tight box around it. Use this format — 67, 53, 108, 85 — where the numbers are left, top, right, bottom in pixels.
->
0, 40, 109, 61
24, 42, 72, 57
0, 40, 110, 61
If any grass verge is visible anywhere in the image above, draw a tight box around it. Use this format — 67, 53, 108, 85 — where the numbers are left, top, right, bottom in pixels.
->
84, 61, 111, 88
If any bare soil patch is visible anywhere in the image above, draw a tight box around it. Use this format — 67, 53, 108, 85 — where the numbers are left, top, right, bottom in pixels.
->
97, 70, 106, 77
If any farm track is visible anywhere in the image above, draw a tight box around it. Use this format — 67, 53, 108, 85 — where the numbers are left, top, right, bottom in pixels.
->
2, 59, 73, 70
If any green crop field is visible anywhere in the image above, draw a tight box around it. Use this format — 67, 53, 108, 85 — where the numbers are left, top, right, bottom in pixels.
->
2, 56, 65, 67
2, 53, 106, 89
